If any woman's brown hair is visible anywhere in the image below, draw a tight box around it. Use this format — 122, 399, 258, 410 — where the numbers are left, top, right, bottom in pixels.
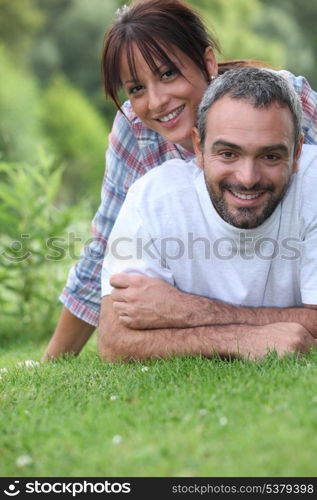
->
101, 0, 271, 110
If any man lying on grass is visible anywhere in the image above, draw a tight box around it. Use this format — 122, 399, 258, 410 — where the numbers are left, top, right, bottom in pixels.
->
99, 67, 317, 362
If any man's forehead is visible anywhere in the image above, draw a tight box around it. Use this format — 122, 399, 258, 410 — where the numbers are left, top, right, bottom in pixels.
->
206, 94, 291, 117
204, 96, 295, 143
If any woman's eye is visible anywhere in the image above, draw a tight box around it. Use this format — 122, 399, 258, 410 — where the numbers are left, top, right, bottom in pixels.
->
128, 85, 144, 95
161, 68, 178, 80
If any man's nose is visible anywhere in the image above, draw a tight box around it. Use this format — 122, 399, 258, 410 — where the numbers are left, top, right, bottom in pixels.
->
235, 160, 261, 189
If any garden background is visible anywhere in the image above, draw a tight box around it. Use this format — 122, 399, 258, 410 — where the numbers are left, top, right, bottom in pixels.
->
1, 0, 317, 478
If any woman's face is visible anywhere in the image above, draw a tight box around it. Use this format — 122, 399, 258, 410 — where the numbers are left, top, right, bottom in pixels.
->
120, 44, 217, 152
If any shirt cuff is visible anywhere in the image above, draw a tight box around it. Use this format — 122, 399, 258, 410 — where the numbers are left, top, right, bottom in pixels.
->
59, 288, 99, 327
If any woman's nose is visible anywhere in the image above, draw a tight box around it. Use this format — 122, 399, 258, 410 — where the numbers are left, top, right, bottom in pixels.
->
147, 84, 169, 113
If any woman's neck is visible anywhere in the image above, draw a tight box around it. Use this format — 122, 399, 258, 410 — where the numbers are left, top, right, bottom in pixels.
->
178, 138, 195, 154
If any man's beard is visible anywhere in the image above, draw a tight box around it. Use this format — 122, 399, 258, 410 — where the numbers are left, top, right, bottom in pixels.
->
204, 177, 292, 229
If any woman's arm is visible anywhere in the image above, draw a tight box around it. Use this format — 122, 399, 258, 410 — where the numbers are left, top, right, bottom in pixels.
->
42, 307, 95, 360
279, 70, 317, 144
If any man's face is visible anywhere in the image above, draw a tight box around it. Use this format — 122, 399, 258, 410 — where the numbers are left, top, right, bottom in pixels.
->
193, 96, 303, 229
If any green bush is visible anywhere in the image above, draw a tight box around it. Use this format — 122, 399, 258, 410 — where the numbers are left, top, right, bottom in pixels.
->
0, 151, 88, 339
42, 75, 109, 204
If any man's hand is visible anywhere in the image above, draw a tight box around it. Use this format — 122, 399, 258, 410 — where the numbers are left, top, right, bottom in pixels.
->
110, 273, 185, 329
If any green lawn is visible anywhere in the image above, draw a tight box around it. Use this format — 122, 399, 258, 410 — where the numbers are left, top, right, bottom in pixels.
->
1, 334, 317, 477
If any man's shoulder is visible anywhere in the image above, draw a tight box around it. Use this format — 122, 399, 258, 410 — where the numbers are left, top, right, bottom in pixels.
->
298, 144, 317, 179
292, 145, 317, 220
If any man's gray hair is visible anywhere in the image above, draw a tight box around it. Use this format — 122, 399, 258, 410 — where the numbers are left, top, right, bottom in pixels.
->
197, 67, 303, 149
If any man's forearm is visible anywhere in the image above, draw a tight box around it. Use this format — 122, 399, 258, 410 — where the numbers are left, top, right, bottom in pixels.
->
42, 307, 95, 360
99, 297, 316, 362
178, 294, 317, 336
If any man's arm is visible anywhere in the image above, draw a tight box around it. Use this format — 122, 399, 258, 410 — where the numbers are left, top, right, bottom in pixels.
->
99, 296, 316, 363
110, 274, 317, 336
42, 307, 95, 361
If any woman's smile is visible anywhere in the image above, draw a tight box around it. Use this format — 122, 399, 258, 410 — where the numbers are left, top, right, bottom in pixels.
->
155, 104, 185, 127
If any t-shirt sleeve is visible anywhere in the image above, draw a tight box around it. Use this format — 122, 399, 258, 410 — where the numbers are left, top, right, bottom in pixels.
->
101, 188, 175, 297
300, 218, 317, 305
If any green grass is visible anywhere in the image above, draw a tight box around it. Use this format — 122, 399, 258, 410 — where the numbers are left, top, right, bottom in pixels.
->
1, 333, 317, 477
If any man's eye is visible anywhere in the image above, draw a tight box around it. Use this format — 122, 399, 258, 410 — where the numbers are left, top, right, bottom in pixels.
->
264, 154, 280, 161
220, 151, 235, 159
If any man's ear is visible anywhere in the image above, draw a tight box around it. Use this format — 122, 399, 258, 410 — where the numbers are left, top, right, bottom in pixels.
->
192, 127, 204, 169
292, 134, 304, 174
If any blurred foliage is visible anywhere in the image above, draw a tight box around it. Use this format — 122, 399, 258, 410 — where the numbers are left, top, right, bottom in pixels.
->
42, 75, 108, 204
31, 0, 127, 124
0, 151, 86, 337
258, 0, 317, 87
0, 45, 109, 206
190, 0, 285, 67
0, 45, 47, 162
31, 0, 123, 116
0, 0, 43, 61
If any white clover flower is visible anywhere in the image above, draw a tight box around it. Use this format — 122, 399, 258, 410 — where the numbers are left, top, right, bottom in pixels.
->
0, 368, 8, 374
219, 416, 228, 427
112, 435, 123, 445
141, 366, 149, 373
17, 360, 40, 368
110, 395, 119, 401
16, 454, 33, 467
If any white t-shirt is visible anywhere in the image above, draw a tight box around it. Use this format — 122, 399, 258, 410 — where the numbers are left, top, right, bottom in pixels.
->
101, 144, 317, 308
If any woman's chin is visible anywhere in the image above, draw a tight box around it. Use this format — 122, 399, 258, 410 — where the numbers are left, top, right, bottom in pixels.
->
159, 127, 193, 151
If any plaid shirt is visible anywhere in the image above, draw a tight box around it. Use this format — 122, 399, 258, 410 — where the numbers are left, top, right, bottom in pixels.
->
60, 70, 317, 326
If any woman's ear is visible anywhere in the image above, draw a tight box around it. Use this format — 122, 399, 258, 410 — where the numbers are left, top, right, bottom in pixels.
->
192, 127, 204, 169
204, 46, 218, 80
